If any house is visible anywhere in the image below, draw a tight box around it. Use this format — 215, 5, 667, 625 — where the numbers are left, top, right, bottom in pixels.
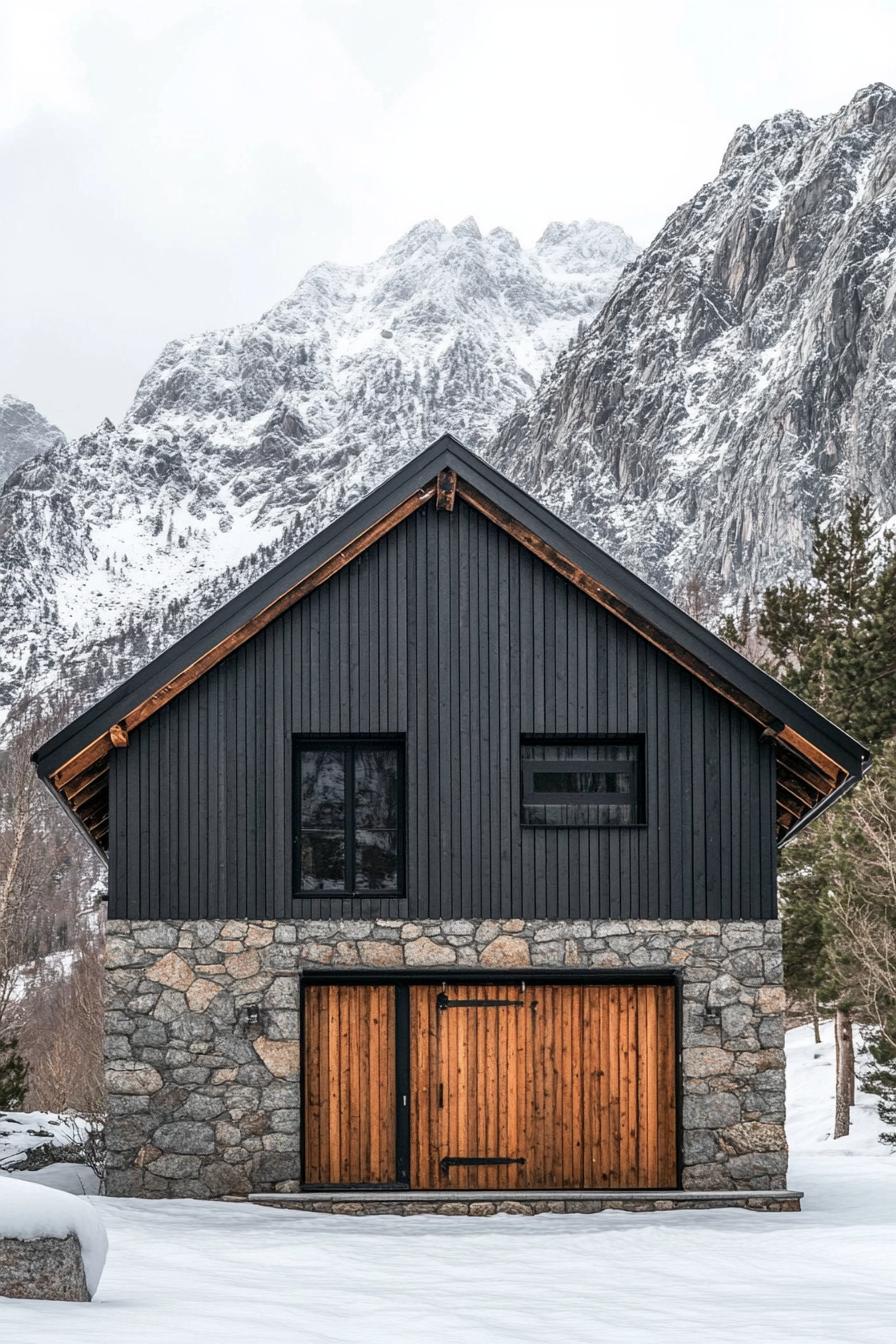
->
33, 435, 869, 1213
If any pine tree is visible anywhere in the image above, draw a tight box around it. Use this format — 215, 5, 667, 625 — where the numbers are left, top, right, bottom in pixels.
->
0, 1036, 27, 1110
759, 498, 896, 744
754, 497, 896, 1140
865, 1036, 896, 1147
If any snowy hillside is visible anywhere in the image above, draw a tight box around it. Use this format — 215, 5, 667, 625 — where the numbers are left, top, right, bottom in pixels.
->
0, 395, 65, 486
0, 217, 637, 716
491, 82, 896, 605
2, 1024, 892, 1342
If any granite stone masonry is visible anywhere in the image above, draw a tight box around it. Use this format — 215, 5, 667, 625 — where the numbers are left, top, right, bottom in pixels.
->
104, 917, 787, 1199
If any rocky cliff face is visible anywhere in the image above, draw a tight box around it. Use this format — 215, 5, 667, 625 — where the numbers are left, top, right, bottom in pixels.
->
0, 218, 637, 714
491, 83, 896, 605
0, 396, 65, 486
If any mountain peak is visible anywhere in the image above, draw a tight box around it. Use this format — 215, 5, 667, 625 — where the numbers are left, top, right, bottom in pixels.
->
535, 219, 639, 271
452, 216, 482, 240
385, 218, 447, 260
844, 80, 896, 129
0, 395, 66, 486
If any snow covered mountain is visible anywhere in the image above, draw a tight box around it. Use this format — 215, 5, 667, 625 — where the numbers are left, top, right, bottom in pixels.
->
491, 83, 896, 606
6, 84, 895, 729
0, 397, 65, 486
0, 217, 637, 714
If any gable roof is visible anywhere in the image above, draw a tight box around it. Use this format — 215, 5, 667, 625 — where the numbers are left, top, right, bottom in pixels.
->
34, 433, 870, 856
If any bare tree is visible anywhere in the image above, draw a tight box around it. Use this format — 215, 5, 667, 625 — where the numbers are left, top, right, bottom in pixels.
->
0, 693, 105, 1104
826, 769, 896, 1052
681, 570, 723, 626
19, 931, 105, 1114
0, 700, 61, 1031
824, 742, 896, 1138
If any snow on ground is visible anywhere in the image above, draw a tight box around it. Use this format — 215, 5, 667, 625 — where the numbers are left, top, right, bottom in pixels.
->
7, 1162, 101, 1196
2, 1022, 894, 1343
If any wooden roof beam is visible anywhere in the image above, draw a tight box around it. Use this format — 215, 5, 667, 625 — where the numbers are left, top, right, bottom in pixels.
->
775, 741, 842, 797
66, 774, 108, 811
62, 757, 110, 802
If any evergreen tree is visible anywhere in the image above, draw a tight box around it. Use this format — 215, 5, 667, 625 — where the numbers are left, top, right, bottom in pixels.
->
754, 497, 896, 1141
759, 497, 896, 745
865, 1037, 896, 1147
0, 1036, 27, 1110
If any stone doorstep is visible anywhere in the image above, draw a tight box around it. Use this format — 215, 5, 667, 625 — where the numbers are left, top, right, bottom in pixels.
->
245, 1188, 803, 1215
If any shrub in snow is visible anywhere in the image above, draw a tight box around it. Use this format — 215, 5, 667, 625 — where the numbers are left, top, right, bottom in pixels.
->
0, 1174, 107, 1300
0, 1110, 100, 1176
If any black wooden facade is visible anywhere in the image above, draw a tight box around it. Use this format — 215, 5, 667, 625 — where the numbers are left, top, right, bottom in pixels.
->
108, 498, 777, 923
36, 437, 868, 926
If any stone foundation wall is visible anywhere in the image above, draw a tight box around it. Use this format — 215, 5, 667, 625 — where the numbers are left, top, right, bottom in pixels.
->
105, 916, 787, 1199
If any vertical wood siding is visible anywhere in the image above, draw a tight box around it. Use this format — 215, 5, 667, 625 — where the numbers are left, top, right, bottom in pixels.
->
303, 983, 397, 1186
110, 499, 777, 920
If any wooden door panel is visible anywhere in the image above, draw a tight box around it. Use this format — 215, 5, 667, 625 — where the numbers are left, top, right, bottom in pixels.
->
410, 983, 531, 1190
409, 980, 677, 1191
303, 982, 396, 1186
532, 983, 677, 1189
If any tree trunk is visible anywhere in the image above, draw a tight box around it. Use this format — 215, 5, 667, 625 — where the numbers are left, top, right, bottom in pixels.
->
811, 991, 821, 1045
834, 1007, 854, 1139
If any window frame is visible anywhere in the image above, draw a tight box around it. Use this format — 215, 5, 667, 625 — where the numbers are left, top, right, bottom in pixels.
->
519, 735, 646, 828
292, 734, 405, 898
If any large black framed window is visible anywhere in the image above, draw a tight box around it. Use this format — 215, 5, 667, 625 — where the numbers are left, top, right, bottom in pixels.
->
521, 737, 644, 827
294, 738, 403, 896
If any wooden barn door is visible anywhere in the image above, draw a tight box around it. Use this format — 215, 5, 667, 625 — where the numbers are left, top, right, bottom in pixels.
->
409, 982, 531, 1190
528, 983, 678, 1189
409, 981, 677, 1191
303, 983, 397, 1186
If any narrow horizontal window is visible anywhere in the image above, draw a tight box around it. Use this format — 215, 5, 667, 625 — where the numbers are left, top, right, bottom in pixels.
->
295, 738, 403, 896
521, 738, 643, 827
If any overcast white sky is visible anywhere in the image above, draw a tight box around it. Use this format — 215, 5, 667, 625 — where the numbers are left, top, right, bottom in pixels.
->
2, 0, 895, 436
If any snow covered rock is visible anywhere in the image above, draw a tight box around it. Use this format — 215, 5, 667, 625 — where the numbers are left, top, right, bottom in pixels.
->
0, 217, 637, 718
0, 1233, 90, 1302
0, 1176, 107, 1300
490, 83, 896, 605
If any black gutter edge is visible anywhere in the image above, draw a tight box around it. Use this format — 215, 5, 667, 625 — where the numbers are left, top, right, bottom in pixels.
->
35, 773, 109, 865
